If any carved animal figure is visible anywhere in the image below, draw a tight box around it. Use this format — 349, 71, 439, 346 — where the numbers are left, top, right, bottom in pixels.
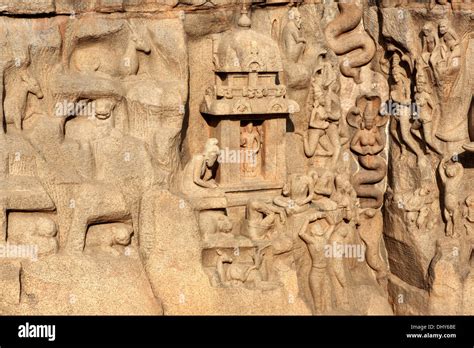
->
324, 3, 376, 84
71, 21, 151, 78
215, 248, 267, 287
8, 215, 58, 258
120, 23, 151, 76
281, 7, 306, 63
3, 66, 43, 130
199, 210, 233, 236
86, 223, 133, 256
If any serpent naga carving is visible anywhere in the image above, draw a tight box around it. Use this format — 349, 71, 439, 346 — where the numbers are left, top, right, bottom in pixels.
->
352, 152, 387, 209
324, 3, 376, 84
347, 96, 388, 209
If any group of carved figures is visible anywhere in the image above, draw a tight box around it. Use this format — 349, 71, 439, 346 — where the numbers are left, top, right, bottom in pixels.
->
0, 94, 146, 257
184, 4, 395, 313
296, 51, 347, 169
0, 18, 173, 266
386, 16, 473, 241
293, 71, 389, 312
388, 17, 462, 163
186, 5, 472, 315
0, 1, 471, 316
189, 131, 388, 312
194, 5, 471, 313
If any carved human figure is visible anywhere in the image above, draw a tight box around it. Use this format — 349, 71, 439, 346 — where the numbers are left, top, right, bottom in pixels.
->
434, 19, 461, 85
244, 199, 286, 240
390, 59, 425, 161
429, 0, 453, 12
180, 138, 222, 197
438, 156, 464, 237
316, 52, 345, 166
358, 209, 389, 289
308, 169, 337, 212
348, 96, 387, 209
421, 23, 437, 59
460, 194, 474, 274
421, 23, 441, 68
310, 169, 334, 198
240, 122, 262, 177
440, 19, 460, 49
462, 194, 474, 241
298, 57, 344, 167
404, 185, 437, 231
298, 80, 329, 158
328, 219, 352, 310
298, 211, 331, 314
273, 173, 313, 216
412, 70, 442, 155
314, 52, 341, 121
350, 106, 385, 157
31, 217, 58, 257
281, 7, 306, 63
331, 173, 359, 224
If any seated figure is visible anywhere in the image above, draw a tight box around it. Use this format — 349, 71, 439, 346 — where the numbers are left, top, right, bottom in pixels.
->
178, 138, 224, 199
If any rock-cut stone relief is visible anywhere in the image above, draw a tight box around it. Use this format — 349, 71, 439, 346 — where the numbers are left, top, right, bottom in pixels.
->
296, 50, 348, 169
0, 0, 472, 316
324, 2, 376, 84
347, 95, 388, 210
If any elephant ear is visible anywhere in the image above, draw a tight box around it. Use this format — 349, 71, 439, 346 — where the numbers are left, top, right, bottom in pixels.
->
346, 106, 361, 128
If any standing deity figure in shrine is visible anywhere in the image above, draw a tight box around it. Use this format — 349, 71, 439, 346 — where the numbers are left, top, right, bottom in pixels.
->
240, 122, 262, 177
